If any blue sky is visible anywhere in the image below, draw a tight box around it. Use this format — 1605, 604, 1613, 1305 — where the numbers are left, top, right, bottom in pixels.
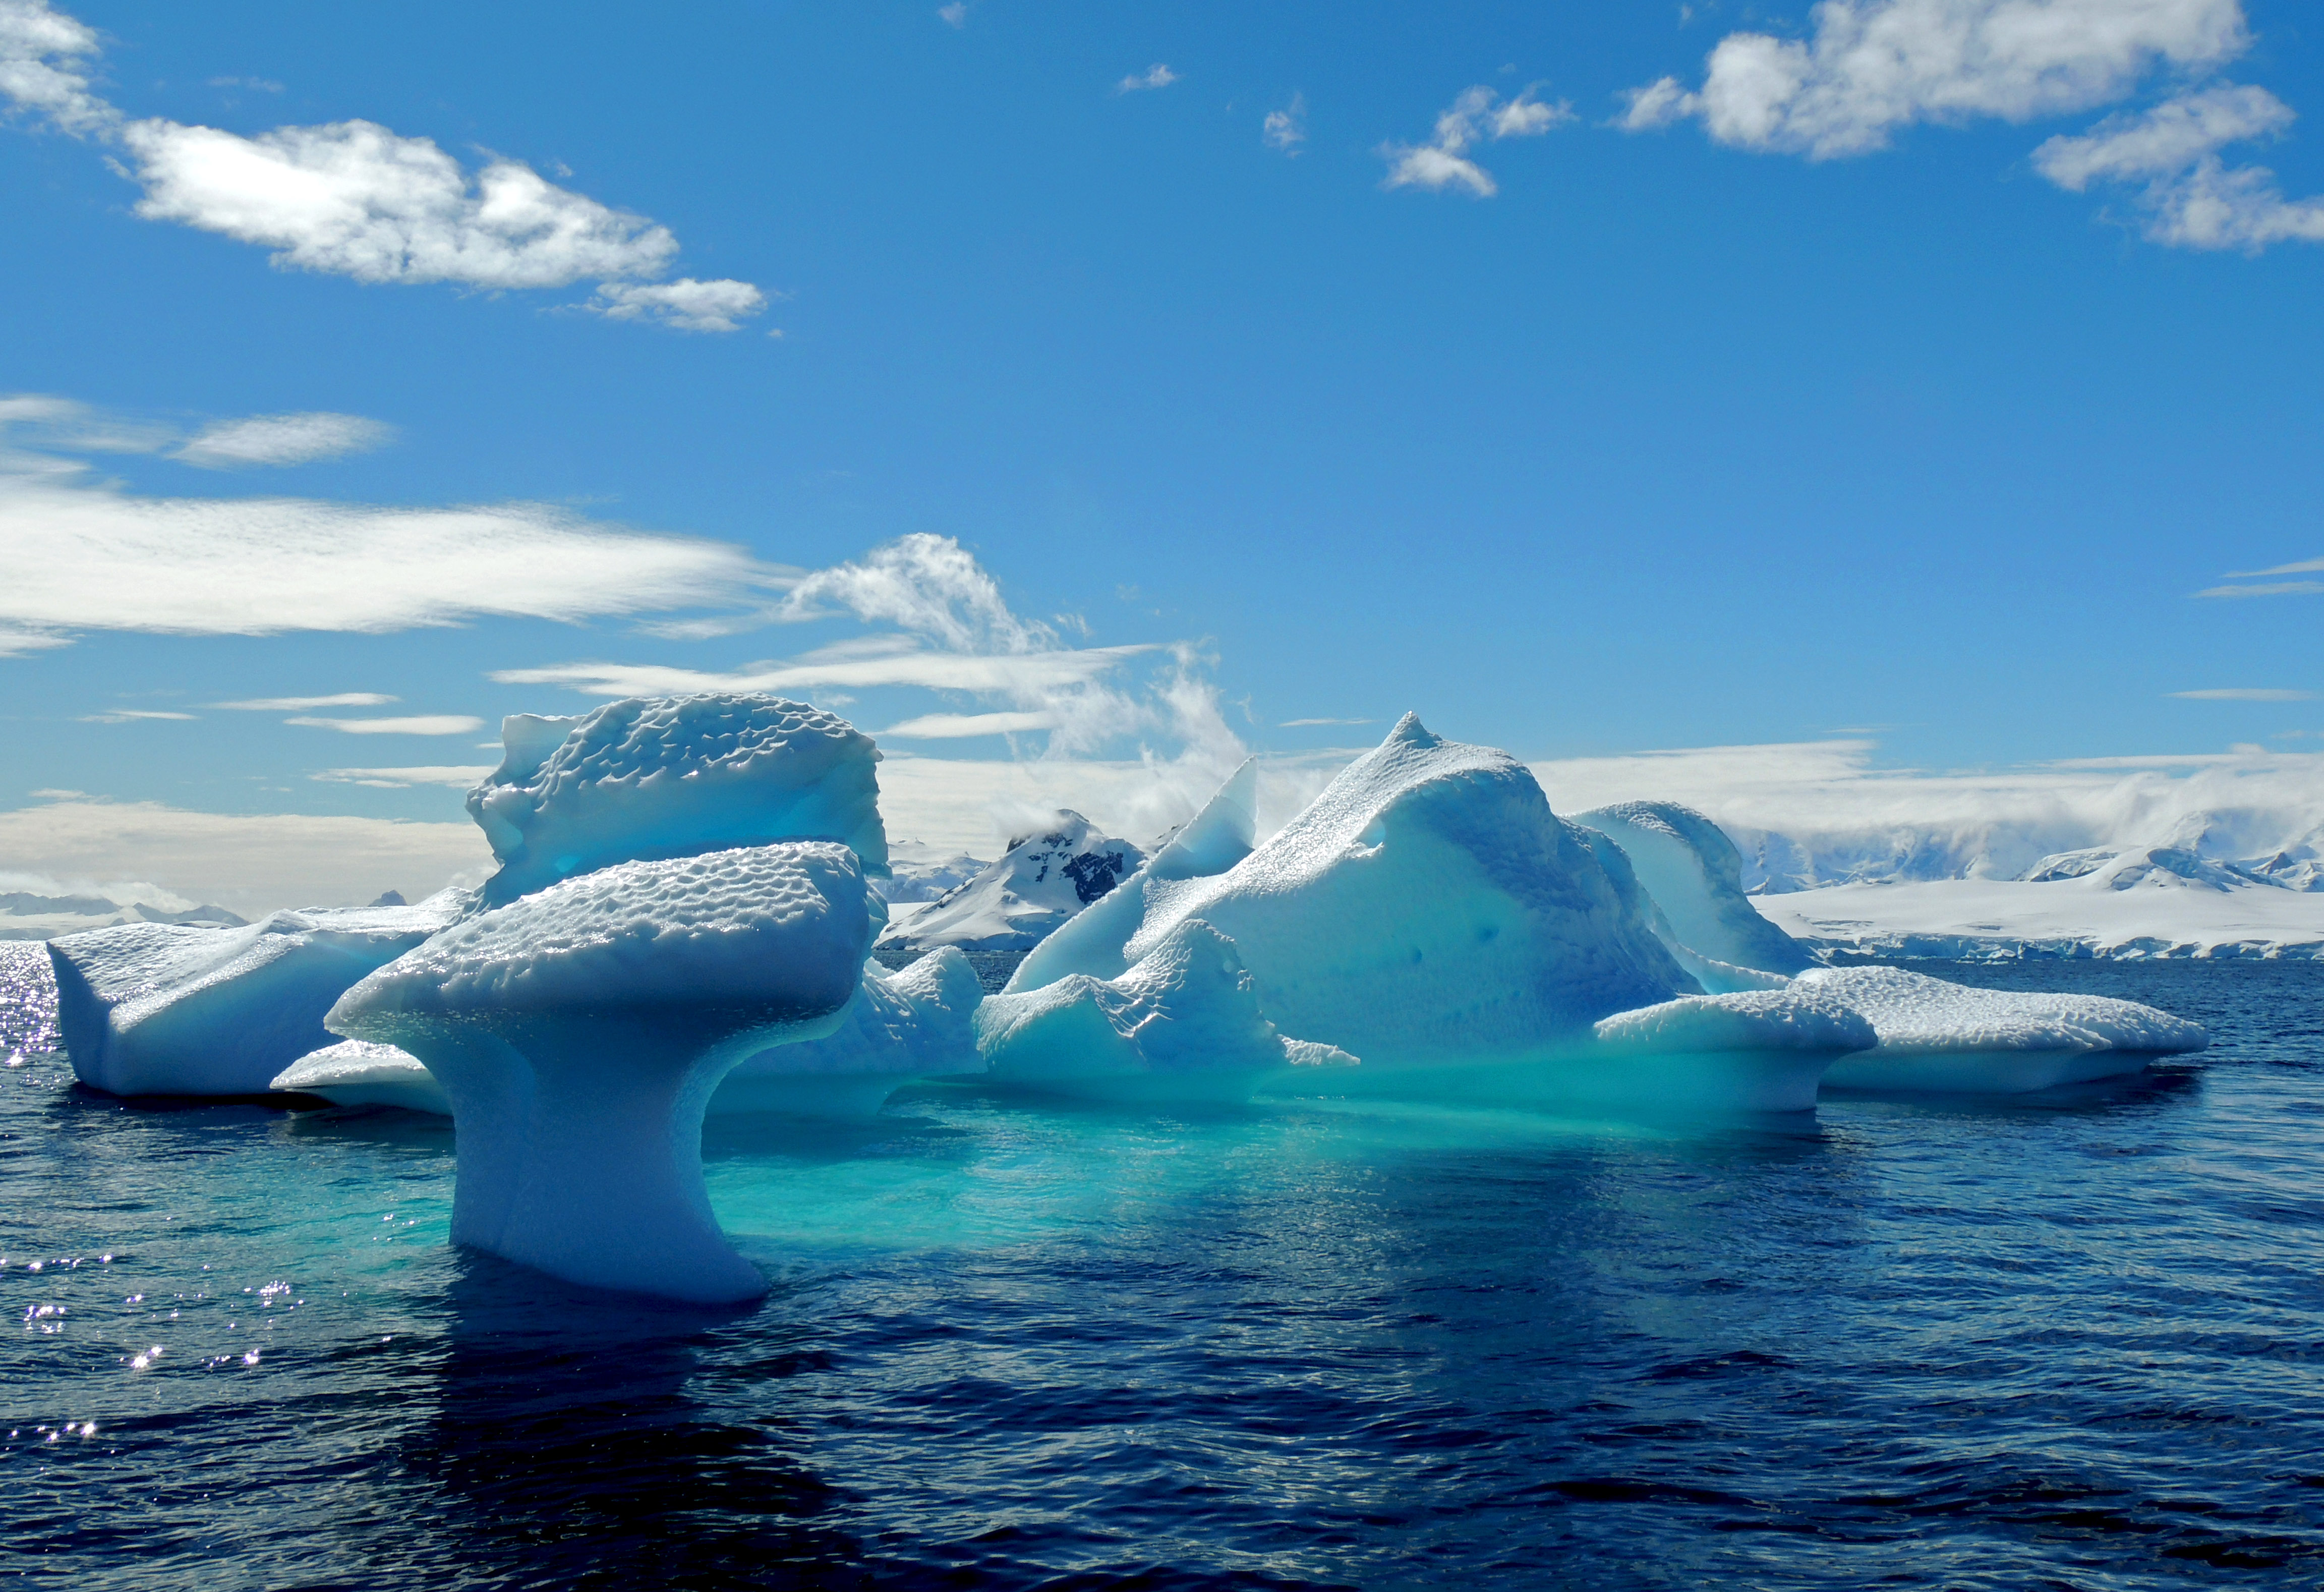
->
3, 0, 2320, 904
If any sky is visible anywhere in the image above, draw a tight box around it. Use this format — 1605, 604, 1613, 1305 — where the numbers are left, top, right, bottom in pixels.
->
2, 0, 2320, 910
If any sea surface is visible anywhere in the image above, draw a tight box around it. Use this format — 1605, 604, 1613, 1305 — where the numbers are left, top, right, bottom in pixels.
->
4, 947, 2322, 1590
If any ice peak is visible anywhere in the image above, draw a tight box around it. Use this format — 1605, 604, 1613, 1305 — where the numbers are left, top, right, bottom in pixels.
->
1384, 711, 1440, 750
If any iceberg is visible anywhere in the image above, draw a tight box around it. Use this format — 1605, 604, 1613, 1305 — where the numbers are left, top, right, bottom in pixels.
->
1008, 715, 1692, 1068
1572, 802, 1815, 979
713, 946, 986, 1116
468, 696, 888, 906
1580, 986, 1878, 1112
326, 843, 872, 1303
975, 919, 1354, 1102
272, 1040, 450, 1114
1796, 965, 2208, 1092
878, 810, 1143, 952
47, 891, 468, 1097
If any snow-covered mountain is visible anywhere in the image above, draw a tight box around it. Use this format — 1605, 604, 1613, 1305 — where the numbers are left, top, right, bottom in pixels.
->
0, 890, 246, 942
878, 812, 1144, 952
875, 839, 987, 904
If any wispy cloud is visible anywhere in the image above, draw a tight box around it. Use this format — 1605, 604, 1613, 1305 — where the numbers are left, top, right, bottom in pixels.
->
2169, 688, 2315, 701
1280, 716, 1372, 727
2034, 84, 2323, 250
285, 714, 484, 735
1117, 64, 1178, 94
2193, 554, 2324, 597
0, 450, 788, 656
1264, 93, 1307, 154
937, 3, 967, 27
1381, 85, 1574, 197
173, 412, 396, 469
2227, 556, 2324, 577
879, 710, 1061, 739
310, 765, 494, 788
210, 692, 397, 710
0, 0, 767, 327
78, 709, 197, 723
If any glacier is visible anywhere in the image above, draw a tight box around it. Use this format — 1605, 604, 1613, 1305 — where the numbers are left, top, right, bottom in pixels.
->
327, 843, 872, 1303
1797, 965, 2208, 1093
46, 890, 468, 1097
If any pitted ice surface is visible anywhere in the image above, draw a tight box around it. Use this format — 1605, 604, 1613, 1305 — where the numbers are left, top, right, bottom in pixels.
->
1796, 965, 2208, 1056
467, 694, 887, 904
333, 842, 869, 1020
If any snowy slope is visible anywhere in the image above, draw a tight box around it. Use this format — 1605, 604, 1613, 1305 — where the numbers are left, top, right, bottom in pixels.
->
1755, 869, 2324, 960
878, 812, 1144, 952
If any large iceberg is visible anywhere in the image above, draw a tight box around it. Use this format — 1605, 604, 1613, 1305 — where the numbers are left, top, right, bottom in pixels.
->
713, 946, 985, 1116
48, 891, 468, 1097
327, 843, 872, 1302
1796, 965, 2207, 1092
1012, 716, 1693, 1067
1572, 802, 1815, 979
976, 918, 1353, 1102
468, 696, 888, 906
879, 810, 1142, 952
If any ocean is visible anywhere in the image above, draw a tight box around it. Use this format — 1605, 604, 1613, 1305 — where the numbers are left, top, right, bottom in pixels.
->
4, 946, 2320, 1589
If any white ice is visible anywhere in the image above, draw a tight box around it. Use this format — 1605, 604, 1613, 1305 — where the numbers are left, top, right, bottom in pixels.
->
47, 890, 468, 1097
326, 843, 872, 1303
975, 919, 1355, 1102
271, 1039, 449, 1114
1572, 801, 1816, 981
1795, 965, 2208, 1093
1008, 715, 1692, 1068
879, 810, 1143, 951
712, 946, 986, 1117
1583, 987, 1876, 1111
468, 695, 888, 906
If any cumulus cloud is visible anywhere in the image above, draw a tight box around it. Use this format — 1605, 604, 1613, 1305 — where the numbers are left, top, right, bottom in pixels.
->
1381, 86, 1574, 197
0, 1, 765, 326
0, 438, 789, 655
2033, 84, 2324, 249
1264, 93, 1307, 154
284, 714, 484, 735
172, 411, 396, 469
1617, 0, 2247, 157
586, 277, 769, 332
1117, 64, 1178, 94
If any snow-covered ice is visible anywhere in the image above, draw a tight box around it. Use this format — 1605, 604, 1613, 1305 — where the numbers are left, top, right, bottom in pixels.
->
468, 696, 888, 906
1582, 987, 1878, 1111
976, 919, 1354, 1102
1795, 965, 2207, 1093
1010, 716, 1693, 1067
271, 1040, 449, 1114
47, 891, 468, 1097
1573, 802, 1814, 979
880, 810, 1143, 952
713, 946, 985, 1117
327, 843, 872, 1302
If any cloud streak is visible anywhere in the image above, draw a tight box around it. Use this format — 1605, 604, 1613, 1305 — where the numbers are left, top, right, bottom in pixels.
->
284, 714, 485, 735
172, 412, 396, 469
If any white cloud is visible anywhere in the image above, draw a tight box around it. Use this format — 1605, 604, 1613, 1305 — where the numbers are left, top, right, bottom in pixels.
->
1280, 716, 1373, 727
938, 3, 967, 27
2033, 84, 2324, 249
78, 708, 196, 723
0, 795, 490, 915
879, 710, 1061, 739
206, 76, 283, 94
2169, 688, 2314, 701
310, 765, 493, 788
173, 411, 397, 469
1117, 64, 1178, 94
2229, 556, 2324, 577
494, 641, 1153, 703
1618, 0, 2248, 157
1264, 93, 1307, 154
210, 692, 396, 710
1381, 86, 1574, 197
284, 714, 485, 735
586, 277, 768, 333
0, 445, 787, 654
2193, 553, 2324, 597
0, 1, 764, 327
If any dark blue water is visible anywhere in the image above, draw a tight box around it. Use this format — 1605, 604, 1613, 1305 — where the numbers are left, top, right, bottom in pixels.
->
5, 946, 2322, 1589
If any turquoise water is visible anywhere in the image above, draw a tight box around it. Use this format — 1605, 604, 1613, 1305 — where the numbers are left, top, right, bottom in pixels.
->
5, 944, 2322, 1588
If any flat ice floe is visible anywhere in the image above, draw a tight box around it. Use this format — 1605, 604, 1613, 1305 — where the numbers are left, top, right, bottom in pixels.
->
1796, 965, 2207, 1093
48, 891, 468, 1097
327, 842, 872, 1303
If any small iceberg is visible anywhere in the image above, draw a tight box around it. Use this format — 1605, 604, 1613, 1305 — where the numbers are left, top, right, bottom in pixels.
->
272, 1040, 449, 1114
326, 843, 872, 1303
1797, 965, 2208, 1093
714, 946, 986, 1117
